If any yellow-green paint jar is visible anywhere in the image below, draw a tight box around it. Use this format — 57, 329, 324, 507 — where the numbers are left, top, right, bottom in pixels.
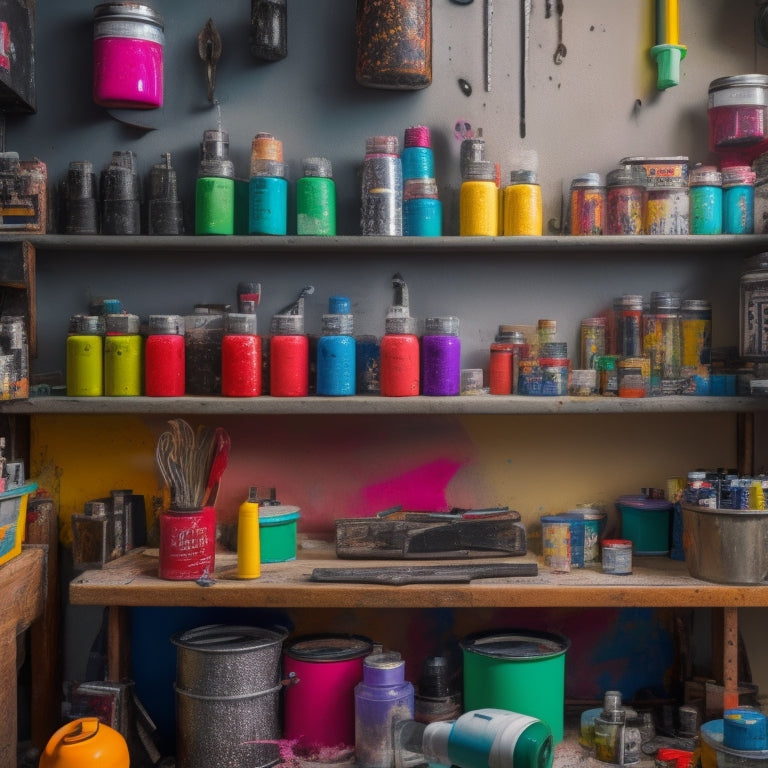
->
104, 314, 143, 396
66, 315, 106, 396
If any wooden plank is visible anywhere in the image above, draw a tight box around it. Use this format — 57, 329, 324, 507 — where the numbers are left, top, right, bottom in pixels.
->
0, 547, 44, 768
68, 547, 768, 610
26, 498, 60, 749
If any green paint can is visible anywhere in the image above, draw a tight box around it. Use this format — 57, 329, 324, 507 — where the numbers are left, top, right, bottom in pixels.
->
460, 629, 570, 743
259, 505, 300, 563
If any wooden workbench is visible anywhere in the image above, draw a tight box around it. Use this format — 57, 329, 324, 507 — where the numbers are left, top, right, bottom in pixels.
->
1, 546, 45, 768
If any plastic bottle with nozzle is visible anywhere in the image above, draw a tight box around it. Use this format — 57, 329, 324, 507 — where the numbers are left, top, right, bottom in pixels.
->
381, 273, 420, 397
270, 286, 314, 397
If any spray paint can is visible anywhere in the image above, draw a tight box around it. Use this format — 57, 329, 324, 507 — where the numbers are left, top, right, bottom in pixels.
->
104, 313, 142, 396
422, 317, 461, 396
248, 132, 288, 235
296, 157, 336, 235
67, 314, 106, 396
380, 273, 419, 396
355, 651, 415, 768
317, 295, 356, 396
144, 314, 185, 397
237, 487, 261, 579
270, 286, 313, 397
100, 150, 141, 235
195, 129, 235, 235
361, 135, 402, 236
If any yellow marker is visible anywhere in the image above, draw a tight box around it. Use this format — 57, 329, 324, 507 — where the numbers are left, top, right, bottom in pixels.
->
651, 0, 686, 90
237, 487, 261, 579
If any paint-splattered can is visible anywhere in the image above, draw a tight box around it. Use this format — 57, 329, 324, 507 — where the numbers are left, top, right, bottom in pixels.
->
606, 167, 644, 235
541, 515, 571, 572
601, 539, 632, 575
158, 507, 216, 580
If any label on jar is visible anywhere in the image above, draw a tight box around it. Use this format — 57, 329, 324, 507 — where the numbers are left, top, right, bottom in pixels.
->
740, 276, 768, 358
602, 540, 632, 575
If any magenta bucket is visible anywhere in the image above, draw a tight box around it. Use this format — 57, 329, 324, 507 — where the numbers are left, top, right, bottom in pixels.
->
93, 3, 164, 109
283, 634, 373, 749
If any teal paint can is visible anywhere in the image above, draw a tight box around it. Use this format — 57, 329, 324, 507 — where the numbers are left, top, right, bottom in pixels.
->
259, 505, 300, 562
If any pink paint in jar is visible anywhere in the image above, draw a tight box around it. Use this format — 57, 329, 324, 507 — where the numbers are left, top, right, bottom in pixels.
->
93, 3, 164, 109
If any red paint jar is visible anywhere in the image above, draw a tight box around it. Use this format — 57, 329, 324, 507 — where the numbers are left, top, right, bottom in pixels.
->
158, 507, 215, 580
221, 313, 262, 397
270, 313, 309, 397
93, 3, 164, 109
489, 327, 528, 395
380, 277, 419, 397
145, 315, 185, 396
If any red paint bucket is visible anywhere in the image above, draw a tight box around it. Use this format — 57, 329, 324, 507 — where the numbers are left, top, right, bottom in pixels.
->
158, 507, 215, 580
283, 634, 373, 749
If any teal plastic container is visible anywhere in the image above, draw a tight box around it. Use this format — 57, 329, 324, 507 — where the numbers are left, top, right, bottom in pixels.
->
460, 629, 570, 743
259, 505, 300, 563
616, 495, 673, 555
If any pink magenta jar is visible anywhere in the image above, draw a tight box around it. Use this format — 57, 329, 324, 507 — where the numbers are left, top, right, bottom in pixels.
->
93, 3, 164, 109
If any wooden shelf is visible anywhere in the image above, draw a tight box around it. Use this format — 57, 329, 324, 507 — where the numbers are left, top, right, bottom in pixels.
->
6, 394, 768, 416
69, 548, 768, 610
3, 233, 768, 257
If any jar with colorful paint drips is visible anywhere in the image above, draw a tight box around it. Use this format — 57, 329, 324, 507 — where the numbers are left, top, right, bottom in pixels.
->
195, 129, 235, 236
596, 355, 620, 396
402, 125, 442, 236
361, 135, 402, 236
614, 294, 645, 359
459, 138, 498, 236
67, 314, 106, 396
380, 273, 420, 397
355, 0, 432, 90
422, 316, 461, 396
93, 2, 164, 109
296, 157, 336, 236
680, 299, 712, 394
618, 357, 650, 398
689, 165, 723, 235
606, 167, 643, 235
580, 317, 606, 370
221, 313, 262, 397
104, 313, 142, 396
502, 169, 543, 235
145, 314, 185, 397
270, 288, 312, 397
643, 291, 682, 396
356, 334, 381, 395
645, 183, 689, 235
722, 165, 756, 234
249, 132, 288, 236
317, 296, 356, 396
568, 173, 605, 235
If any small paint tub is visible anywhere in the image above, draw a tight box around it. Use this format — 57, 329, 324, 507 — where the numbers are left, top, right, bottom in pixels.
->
259, 504, 300, 563
616, 495, 673, 555
460, 629, 570, 744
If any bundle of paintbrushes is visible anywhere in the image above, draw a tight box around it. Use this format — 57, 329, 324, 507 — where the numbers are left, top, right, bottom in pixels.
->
155, 419, 230, 510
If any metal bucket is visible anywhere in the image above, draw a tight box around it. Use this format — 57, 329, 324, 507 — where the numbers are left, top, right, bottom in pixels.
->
682, 505, 768, 584
171, 624, 288, 768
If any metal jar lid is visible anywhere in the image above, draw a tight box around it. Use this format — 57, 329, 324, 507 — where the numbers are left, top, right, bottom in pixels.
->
105, 313, 140, 334
708, 74, 768, 107
225, 313, 258, 335
148, 314, 184, 335
94, 2, 164, 42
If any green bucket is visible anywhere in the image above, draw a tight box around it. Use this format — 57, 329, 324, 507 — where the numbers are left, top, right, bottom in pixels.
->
259, 505, 300, 563
460, 629, 570, 743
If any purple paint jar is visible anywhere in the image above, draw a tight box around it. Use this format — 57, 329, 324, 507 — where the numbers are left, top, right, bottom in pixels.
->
421, 316, 461, 396
354, 652, 414, 768
93, 3, 164, 109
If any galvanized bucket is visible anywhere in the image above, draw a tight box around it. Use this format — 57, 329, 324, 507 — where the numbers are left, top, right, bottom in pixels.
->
171, 624, 288, 768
